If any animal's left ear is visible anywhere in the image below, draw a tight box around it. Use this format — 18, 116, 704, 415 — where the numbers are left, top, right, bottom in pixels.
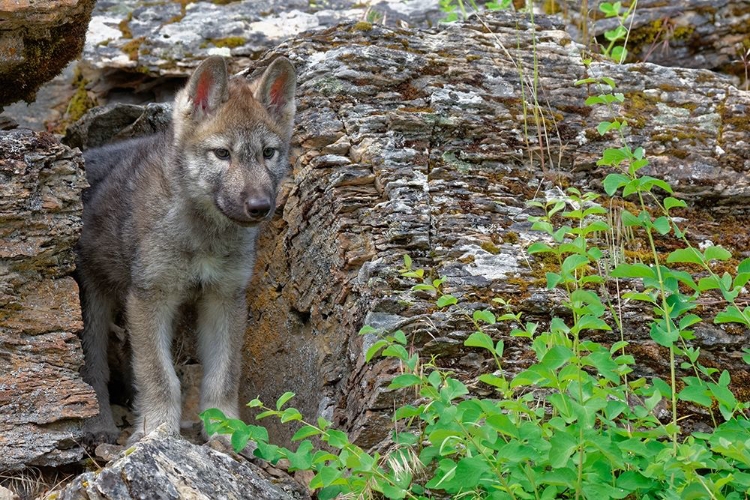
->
253, 57, 296, 131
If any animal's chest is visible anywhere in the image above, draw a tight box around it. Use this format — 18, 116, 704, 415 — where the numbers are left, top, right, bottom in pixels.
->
189, 252, 246, 286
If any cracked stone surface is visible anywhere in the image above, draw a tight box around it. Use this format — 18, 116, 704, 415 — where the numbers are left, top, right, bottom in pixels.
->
63, 13, 750, 453
56, 426, 308, 500
0, 129, 95, 472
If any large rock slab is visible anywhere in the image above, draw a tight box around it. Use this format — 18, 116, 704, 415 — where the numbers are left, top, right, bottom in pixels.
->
0, 129, 95, 472
82, 0, 444, 78
57, 426, 307, 499
238, 12, 750, 448
0, 0, 96, 106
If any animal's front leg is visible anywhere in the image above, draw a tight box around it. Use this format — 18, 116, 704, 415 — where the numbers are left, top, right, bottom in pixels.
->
127, 290, 181, 443
196, 288, 245, 423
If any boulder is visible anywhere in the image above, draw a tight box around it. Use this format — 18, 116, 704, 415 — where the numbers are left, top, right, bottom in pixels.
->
0, 0, 96, 106
56, 426, 308, 500
0, 129, 94, 471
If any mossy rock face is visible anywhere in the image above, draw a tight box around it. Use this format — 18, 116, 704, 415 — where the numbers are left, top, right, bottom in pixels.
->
0, 0, 96, 107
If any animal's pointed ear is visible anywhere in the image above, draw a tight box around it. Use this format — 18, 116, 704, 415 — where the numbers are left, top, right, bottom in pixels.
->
181, 56, 229, 118
253, 57, 296, 130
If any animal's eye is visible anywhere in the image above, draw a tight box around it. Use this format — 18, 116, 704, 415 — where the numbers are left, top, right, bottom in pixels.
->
262, 147, 276, 159
214, 148, 231, 160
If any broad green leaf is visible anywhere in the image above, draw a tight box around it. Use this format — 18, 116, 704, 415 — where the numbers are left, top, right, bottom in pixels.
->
473, 309, 496, 325
704, 245, 732, 261
465, 331, 495, 352
666, 247, 703, 265
610, 263, 655, 280
664, 197, 687, 211
359, 325, 377, 335
393, 330, 407, 344
678, 384, 712, 407
652, 216, 671, 235
389, 374, 422, 389
276, 391, 296, 410
549, 431, 578, 468
528, 242, 554, 254
542, 345, 574, 370
598, 147, 629, 166
292, 425, 322, 441
650, 322, 678, 347
280, 407, 302, 423
436, 294, 457, 308
715, 305, 750, 325
365, 340, 388, 362
603, 173, 630, 196
231, 427, 252, 452
561, 254, 590, 274
325, 429, 350, 448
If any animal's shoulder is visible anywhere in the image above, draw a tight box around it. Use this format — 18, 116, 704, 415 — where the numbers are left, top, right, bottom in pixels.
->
83, 133, 169, 189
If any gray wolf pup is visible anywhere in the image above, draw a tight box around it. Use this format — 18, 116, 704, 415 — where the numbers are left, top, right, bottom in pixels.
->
76, 55, 296, 444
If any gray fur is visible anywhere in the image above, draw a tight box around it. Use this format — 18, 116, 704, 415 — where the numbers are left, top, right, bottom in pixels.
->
76, 56, 296, 445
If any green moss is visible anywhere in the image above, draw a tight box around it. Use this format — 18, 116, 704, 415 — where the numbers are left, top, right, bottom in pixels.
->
205, 36, 246, 49
118, 13, 133, 39
504, 231, 520, 244
542, 0, 563, 15
481, 241, 501, 255
352, 21, 373, 32
121, 37, 145, 61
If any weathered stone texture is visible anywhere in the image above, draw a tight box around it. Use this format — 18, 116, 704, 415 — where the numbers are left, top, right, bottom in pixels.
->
236, 13, 750, 449
57, 426, 307, 500
0, 129, 95, 472
60, 11, 750, 453
575, 0, 750, 79
0, 0, 96, 106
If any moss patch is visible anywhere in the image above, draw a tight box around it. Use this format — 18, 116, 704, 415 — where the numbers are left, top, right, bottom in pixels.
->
121, 37, 145, 61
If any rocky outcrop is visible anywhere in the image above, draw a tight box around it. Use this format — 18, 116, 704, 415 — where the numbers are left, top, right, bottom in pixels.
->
0, 0, 96, 106
0, 129, 94, 471
57, 426, 308, 500
82, 0, 444, 79
238, 13, 750, 448
60, 12, 750, 456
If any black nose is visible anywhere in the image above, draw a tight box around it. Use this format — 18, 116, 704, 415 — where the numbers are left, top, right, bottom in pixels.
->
245, 197, 272, 220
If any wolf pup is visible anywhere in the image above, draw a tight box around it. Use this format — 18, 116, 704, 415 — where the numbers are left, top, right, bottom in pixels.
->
76, 56, 296, 444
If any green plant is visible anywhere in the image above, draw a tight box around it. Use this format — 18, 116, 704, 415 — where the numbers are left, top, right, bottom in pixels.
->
597, 1, 637, 63
437, 0, 511, 23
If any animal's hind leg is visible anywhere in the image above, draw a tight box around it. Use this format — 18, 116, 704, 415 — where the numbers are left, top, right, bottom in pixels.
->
80, 287, 120, 445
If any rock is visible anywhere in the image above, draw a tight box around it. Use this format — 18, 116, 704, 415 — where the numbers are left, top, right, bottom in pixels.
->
82, 0, 444, 78
566, 0, 750, 80
0, 129, 95, 472
235, 12, 750, 449
0, 0, 96, 106
63, 12, 750, 455
63, 102, 172, 150
0, 486, 17, 500
56, 425, 308, 500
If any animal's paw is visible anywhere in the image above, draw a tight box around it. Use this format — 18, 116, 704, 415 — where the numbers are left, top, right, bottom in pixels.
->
81, 418, 121, 448
126, 430, 145, 446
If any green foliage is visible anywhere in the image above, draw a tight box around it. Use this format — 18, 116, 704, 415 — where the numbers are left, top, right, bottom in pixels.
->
597, 1, 635, 62
437, 0, 511, 22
